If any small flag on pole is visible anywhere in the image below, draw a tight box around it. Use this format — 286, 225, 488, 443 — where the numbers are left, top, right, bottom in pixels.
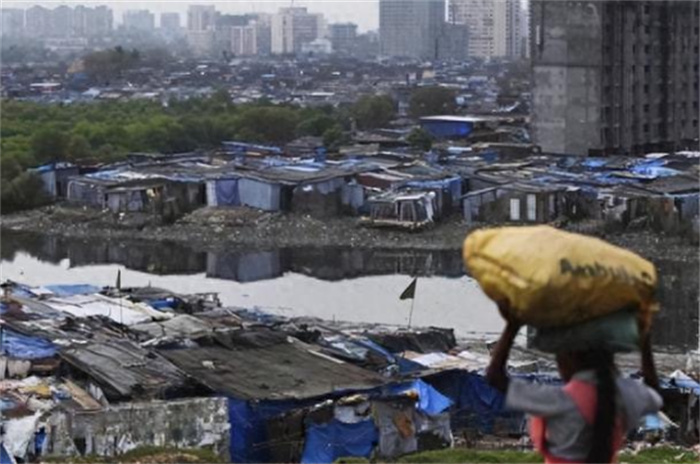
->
400, 278, 417, 300
116, 269, 121, 290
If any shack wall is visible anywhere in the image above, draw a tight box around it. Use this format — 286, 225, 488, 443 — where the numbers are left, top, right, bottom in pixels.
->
48, 397, 230, 459
238, 178, 281, 211
291, 178, 345, 218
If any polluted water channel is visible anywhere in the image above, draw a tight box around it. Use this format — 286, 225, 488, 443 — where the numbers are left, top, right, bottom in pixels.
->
1, 230, 698, 350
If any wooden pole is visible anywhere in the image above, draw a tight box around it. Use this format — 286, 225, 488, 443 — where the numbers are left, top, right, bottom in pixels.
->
408, 294, 416, 329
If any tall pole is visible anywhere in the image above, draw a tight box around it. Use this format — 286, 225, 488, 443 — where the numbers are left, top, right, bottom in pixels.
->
408, 295, 416, 329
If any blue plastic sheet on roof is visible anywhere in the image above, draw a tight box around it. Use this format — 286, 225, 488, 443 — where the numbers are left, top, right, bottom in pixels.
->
582, 158, 608, 169
1, 327, 57, 359
404, 177, 462, 202
85, 169, 126, 181
631, 166, 681, 178
147, 298, 178, 310
301, 418, 378, 464
4, 283, 35, 300
385, 379, 452, 416
669, 376, 700, 395
33, 162, 75, 173
43, 284, 100, 297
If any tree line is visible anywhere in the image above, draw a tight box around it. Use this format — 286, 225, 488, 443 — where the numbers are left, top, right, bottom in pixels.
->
1, 86, 457, 213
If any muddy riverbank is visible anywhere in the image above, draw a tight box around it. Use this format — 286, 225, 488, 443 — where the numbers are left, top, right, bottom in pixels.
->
2, 205, 698, 262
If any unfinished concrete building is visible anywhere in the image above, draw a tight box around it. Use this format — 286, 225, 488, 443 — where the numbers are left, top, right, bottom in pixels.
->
531, 1, 700, 156
379, 0, 445, 60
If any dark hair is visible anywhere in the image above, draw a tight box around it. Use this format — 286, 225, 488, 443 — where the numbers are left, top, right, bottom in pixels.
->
584, 350, 617, 464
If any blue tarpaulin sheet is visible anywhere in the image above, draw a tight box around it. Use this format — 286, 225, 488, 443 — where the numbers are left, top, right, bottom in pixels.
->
227, 378, 450, 463
146, 298, 178, 310
228, 397, 319, 463
405, 177, 462, 203
301, 418, 378, 464
640, 413, 666, 432
1, 327, 57, 359
1, 442, 15, 464
425, 370, 521, 434
216, 179, 240, 206
668, 376, 700, 395
385, 379, 452, 415
43, 284, 100, 297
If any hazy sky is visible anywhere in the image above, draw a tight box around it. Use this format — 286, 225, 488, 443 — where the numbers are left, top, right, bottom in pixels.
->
4, 0, 383, 32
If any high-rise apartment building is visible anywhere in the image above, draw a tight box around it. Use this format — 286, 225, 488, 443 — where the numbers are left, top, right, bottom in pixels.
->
230, 25, 258, 56
187, 5, 217, 56
91, 6, 113, 36
438, 23, 469, 61
253, 14, 272, 56
18, 5, 112, 39
271, 7, 324, 55
25, 6, 51, 38
531, 0, 700, 156
160, 13, 181, 33
379, 0, 445, 60
329, 23, 358, 54
450, 0, 522, 59
1, 8, 25, 37
123, 10, 155, 33
215, 14, 255, 57
188, 5, 217, 32
50, 5, 74, 38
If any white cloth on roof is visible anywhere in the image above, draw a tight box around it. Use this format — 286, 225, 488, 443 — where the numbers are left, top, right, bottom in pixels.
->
43, 294, 168, 326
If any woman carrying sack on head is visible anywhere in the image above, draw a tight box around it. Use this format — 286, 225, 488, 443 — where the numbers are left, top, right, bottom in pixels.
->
485, 311, 663, 464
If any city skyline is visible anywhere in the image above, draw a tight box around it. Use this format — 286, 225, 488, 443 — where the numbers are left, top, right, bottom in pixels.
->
2, 0, 383, 31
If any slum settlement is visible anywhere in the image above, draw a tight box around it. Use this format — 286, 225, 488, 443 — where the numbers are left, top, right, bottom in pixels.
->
1, 280, 699, 463
32, 134, 700, 240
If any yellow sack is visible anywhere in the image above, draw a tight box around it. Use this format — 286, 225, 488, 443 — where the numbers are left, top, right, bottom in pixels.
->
463, 226, 658, 330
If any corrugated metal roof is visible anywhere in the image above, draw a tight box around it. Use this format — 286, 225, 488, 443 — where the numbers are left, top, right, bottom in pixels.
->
160, 334, 387, 400
60, 339, 190, 400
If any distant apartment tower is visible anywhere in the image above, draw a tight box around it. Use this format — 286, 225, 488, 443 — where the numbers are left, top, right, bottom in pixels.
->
438, 23, 469, 61
531, 1, 700, 156
72, 5, 113, 37
329, 23, 357, 54
50, 5, 74, 38
188, 5, 217, 56
160, 12, 181, 32
450, 0, 522, 59
271, 7, 324, 55
25, 6, 51, 38
379, 0, 445, 60
253, 14, 273, 56
230, 25, 257, 56
123, 10, 155, 33
1, 8, 25, 37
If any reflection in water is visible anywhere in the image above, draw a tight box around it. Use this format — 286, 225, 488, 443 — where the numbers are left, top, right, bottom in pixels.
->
0, 231, 697, 350
0, 231, 464, 281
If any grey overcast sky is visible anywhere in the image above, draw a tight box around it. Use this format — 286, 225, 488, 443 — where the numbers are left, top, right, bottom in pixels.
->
4, 0, 383, 32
